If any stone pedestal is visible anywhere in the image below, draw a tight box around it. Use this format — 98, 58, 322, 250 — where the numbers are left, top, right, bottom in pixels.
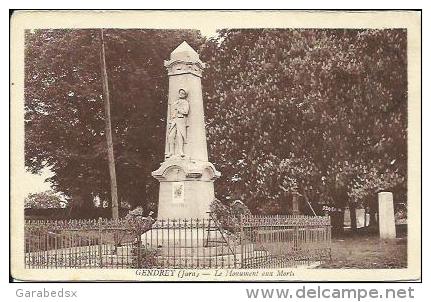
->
152, 41, 220, 219
378, 192, 396, 239
152, 158, 220, 219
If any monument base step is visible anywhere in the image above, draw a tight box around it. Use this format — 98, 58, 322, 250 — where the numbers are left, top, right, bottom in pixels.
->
155, 253, 243, 268
141, 228, 234, 248
153, 243, 254, 257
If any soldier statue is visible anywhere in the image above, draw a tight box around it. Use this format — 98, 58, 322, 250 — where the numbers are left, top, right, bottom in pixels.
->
166, 88, 190, 158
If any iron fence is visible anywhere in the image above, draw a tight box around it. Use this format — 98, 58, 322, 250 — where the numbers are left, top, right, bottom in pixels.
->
140, 217, 241, 268
24, 218, 142, 268
24, 215, 331, 269
240, 215, 332, 268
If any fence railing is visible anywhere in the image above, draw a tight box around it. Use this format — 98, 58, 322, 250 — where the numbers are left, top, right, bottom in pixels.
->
24, 215, 331, 269
140, 217, 241, 268
24, 218, 143, 268
240, 215, 332, 268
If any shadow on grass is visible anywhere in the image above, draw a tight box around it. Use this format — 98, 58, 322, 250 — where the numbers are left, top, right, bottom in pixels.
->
317, 226, 407, 269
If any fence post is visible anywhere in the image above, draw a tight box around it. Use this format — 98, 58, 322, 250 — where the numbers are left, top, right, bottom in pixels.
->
98, 217, 103, 268
45, 230, 49, 269
240, 215, 244, 268
328, 216, 332, 261
136, 230, 142, 268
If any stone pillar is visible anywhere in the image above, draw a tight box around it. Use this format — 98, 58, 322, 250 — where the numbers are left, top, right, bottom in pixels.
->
292, 193, 300, 215
152, 41, 220, 219
378, 192, 396, 239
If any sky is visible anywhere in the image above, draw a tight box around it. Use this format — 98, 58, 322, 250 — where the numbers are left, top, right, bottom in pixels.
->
24, 168, 54, 196
199, 27, 219, 38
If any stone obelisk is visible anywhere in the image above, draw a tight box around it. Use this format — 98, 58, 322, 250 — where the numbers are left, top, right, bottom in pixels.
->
152, 41, 220, 219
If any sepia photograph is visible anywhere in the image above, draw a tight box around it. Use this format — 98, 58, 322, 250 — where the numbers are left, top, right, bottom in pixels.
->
10, 10, 421, 281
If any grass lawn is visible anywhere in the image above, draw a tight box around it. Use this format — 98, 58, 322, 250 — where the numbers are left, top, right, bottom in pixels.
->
317, 228, 407, 269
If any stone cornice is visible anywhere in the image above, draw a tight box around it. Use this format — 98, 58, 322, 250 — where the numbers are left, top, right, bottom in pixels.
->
164, 59, 206, 77
152, 158, 221, 182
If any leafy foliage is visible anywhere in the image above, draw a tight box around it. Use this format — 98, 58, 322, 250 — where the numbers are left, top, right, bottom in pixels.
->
24, 190, 66, 209
202, 29, 407, 221
25, 29, 407, 226
25, 29, 204, 213
209, 198, 251, 239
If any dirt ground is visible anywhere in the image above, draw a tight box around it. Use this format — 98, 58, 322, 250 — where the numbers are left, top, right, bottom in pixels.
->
317, 228, 407, 269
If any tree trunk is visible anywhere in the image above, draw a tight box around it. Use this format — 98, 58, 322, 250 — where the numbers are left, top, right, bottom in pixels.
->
349, 202, 357, 232
69, 191, 96, 218
332, 184, 348, 234
369, 208, 377, 226
100, 29, 119, 221
331, 211, 344, 234
368, 194, 378, 227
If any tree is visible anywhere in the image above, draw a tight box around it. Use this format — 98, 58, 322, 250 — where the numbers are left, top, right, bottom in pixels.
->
25, 29, 407, 230
25, 191, 66, 209
25, 29, 205, 215
202, 29, 407, 231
